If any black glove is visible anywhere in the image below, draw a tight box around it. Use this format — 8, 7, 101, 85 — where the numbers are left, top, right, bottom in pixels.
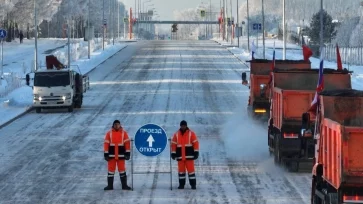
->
125, 152, 130, 160
104, 153, 110, 161
171, 153, 176, 160
194, 151, 199, 160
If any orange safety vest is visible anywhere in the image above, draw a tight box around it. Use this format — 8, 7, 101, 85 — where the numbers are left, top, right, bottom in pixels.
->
171, 129, 199, 161
104, 128, 130, 160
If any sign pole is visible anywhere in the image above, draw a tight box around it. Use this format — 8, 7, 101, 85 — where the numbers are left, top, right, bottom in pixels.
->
169, 138, 172, 190
0, 39, 3, 85
131, 139, 134, 191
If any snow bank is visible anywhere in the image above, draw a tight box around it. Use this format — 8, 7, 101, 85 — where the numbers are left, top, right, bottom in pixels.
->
53, 38, 111, 67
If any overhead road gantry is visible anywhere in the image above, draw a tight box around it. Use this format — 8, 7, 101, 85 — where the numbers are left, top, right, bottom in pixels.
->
135, 21, 219, 24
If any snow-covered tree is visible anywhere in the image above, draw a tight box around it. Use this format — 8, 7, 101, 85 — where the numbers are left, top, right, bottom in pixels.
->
308, 10, 336, 44
0, 0, 126, 40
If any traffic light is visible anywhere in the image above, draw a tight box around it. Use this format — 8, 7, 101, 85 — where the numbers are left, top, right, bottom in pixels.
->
201, 10, 205, 17
172, 24, 178, 32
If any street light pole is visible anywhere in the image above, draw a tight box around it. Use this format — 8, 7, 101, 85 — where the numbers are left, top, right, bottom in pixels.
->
102, 0, 105, 50
112, 0, 114, 45
67, 0, 71, 68
88, 0, 91, 59
320, 0, 323, 54
262, 0, 265, 59
34, 0, 38, 71
247, 0, 250, 51
237, 0, 239, 47
118, 0, 120, 40
282, 0, 286, 60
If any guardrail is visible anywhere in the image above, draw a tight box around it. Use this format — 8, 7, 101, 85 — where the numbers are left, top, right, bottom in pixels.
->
82, 76, 90, 93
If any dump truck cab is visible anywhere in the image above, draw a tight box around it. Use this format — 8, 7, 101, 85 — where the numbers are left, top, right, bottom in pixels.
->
242, 59, 311, 120
268, 68, 352, 172
309, 89, 363, 204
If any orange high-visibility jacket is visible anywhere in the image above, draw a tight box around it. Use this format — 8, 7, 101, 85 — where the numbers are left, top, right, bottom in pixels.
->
171, 129, 199, 161
104, 128, 130, 160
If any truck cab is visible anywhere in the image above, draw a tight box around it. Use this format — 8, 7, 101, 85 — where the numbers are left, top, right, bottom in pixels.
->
26, 56, 89, 113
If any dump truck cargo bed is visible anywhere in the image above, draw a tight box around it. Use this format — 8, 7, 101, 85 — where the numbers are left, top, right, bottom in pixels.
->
312, 90, 363, 204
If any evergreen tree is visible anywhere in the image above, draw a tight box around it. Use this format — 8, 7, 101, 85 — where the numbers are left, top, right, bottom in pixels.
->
309, 9, 336, 44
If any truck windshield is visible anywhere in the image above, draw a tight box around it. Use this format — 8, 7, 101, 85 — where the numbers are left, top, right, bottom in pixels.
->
34, 72, 70, 87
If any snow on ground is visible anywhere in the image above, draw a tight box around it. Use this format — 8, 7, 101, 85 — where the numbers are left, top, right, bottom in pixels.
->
0, 38, 129, 127
214, 36, 363, 90
0, 41, 311, 203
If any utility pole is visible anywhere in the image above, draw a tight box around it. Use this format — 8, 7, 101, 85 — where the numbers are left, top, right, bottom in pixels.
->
34, 0, 38, 71
237, 0, 239, 47
320, 0, 323, 55
262, 0, 265, 59
88, 0, 91, 59
102, 0, 105, 50
282, 0, 286, 60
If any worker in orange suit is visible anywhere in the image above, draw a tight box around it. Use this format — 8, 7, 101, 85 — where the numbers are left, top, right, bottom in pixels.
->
103, 120, 132, 190
171, 120, 199, 190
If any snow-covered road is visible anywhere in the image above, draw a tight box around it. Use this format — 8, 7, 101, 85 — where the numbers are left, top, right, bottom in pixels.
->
0, 41, 311, 204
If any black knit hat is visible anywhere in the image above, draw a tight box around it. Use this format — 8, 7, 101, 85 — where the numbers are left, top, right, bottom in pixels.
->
113, 120, 121, 126
180, 120, 187, 126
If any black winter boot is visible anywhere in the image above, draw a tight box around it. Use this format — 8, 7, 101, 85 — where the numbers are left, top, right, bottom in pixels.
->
120, 175, 132, 190
189, 173, 196, 190
190, 179, 196, 190
178, 173, 186, 189
104, 176, 114, 190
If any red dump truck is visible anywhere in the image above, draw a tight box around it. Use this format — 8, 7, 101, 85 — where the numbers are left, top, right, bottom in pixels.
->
309, 89, 363, 204
242, 59, 311, 119
268, 68, 352, 172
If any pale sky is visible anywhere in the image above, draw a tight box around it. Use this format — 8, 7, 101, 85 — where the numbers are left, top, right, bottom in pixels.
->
122, 0, 239, 20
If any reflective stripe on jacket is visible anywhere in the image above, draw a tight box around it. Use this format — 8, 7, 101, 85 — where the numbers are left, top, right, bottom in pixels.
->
171, 129, 199, 161
104, 128, 130, 160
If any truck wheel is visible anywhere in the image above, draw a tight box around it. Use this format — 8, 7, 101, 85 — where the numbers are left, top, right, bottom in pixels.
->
274, 136, 281, 164
68, 104, 74, 112
328, 193, 338, 204
313, 195, 322, 204
36, 108, 41, 113
287, 161, 299, 172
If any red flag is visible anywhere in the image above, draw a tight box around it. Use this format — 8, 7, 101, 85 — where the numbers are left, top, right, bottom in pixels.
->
302, 46, 313, 61
336, 43, 343, 71
302, 36, 313, 61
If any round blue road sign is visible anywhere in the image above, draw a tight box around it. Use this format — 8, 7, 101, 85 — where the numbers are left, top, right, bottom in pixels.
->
0, 29, 7, 39
134, 124, 168, 157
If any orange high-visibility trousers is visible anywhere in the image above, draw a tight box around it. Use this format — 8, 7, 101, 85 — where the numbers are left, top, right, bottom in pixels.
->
108, 159, 126, 173
177, 160, 195, 174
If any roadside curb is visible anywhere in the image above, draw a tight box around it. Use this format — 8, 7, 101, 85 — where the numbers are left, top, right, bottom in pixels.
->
0, 44, 130, 129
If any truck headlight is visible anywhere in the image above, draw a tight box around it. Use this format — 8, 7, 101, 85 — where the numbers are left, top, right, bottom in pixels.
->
260, 84, 267, 97
63, 93, 71, 100
34, 94, 42, 101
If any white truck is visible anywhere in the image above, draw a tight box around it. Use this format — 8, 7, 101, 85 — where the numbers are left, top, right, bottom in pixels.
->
26, 55, 90, 113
